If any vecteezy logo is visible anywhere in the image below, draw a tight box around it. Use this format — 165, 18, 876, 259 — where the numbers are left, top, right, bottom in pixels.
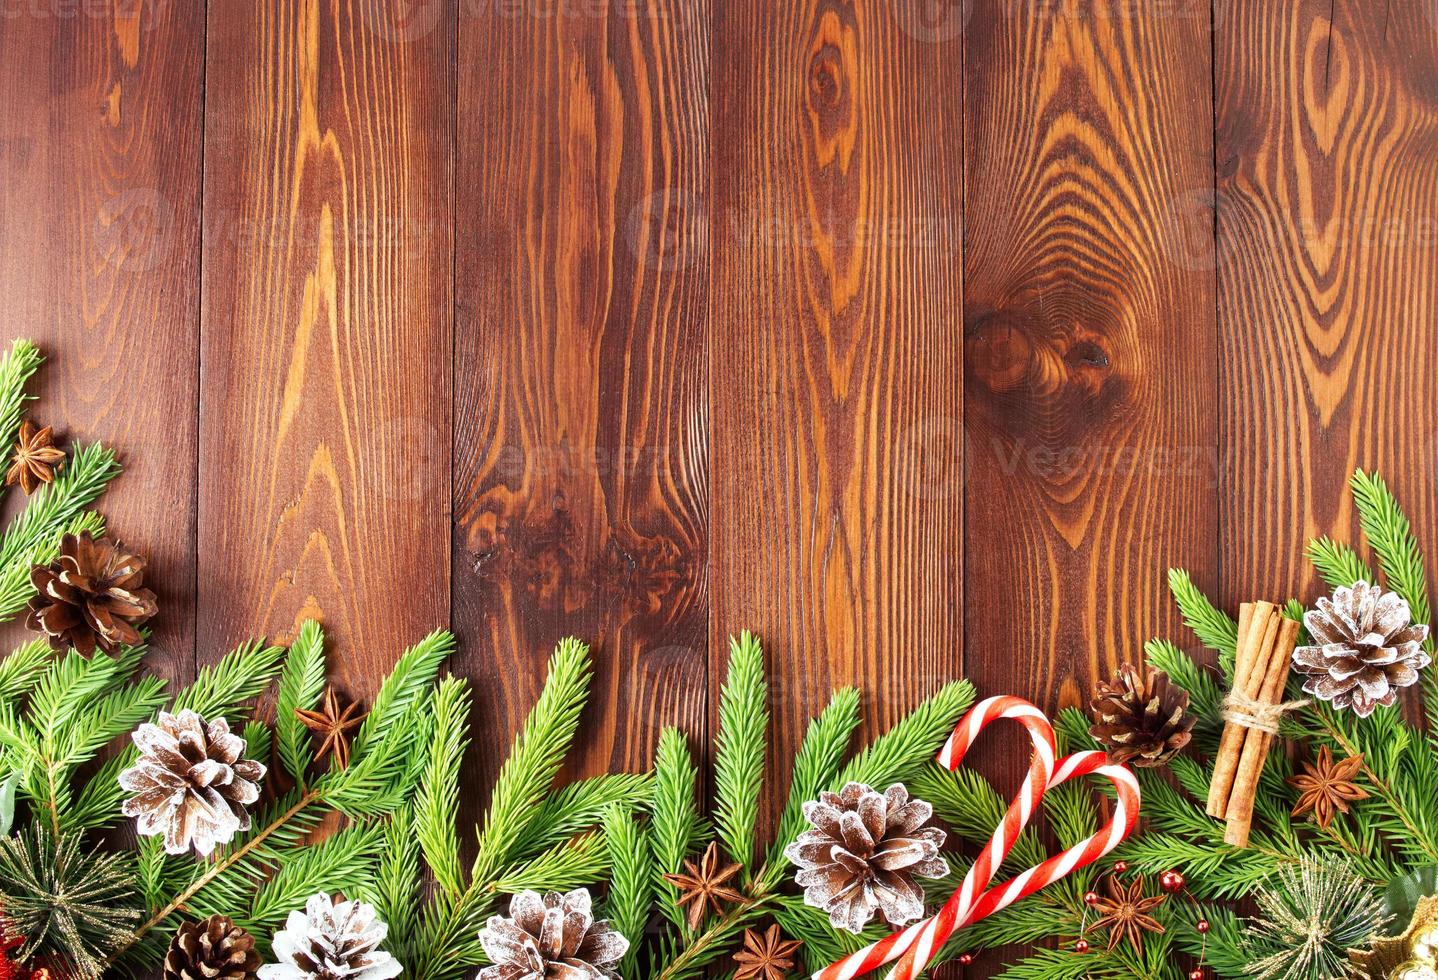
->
357, 0, 444, 42
94, 187, 173, 274
899, 415, 966, 501
1158, 186, 1228, 273
625, 188, 707, 272
893, 0, 969, 42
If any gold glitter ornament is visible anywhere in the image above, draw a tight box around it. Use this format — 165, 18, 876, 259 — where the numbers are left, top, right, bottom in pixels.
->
1351, 894, 1438, 979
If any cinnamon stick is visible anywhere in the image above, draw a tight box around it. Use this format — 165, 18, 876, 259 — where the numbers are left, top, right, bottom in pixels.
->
1224, 617, 1302, 846
1206, 601, 1276, 817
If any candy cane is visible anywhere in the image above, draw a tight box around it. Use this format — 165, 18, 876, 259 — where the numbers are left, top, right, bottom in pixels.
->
814, 697, 1141, 980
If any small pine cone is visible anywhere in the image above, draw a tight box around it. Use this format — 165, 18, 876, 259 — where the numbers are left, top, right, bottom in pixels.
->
164, 916, 260, 980
119, 710, 266, 856
26, 531, 157, 655
1089, 664, 1195, 768
258, 895, 400, 980
1293, 581, 1431, 717
784, 782, 949, 933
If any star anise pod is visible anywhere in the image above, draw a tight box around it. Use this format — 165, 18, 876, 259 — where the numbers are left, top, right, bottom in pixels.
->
662, 841, 746, 931
733, 924, 801, 980
1288, 746, 1368, 829
1089, 875, 1165, 954
294, 687, 368, 769
5, 420, 65, 495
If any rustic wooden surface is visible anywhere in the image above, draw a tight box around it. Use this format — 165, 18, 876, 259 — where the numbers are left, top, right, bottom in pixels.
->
3, 0, 1437, 977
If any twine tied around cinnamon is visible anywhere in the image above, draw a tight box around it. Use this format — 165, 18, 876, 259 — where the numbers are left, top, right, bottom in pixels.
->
1220, 690, 1309, 736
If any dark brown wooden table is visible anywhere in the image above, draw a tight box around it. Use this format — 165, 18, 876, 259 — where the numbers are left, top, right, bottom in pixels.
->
1, 1, 1435, 976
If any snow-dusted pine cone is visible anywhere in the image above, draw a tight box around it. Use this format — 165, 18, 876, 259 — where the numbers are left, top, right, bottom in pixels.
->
258, 895, 400, 980
1293, 581, 1431, 717
784, 782, 949, 933
118, 709, 266, 856
478, 889, 629, 980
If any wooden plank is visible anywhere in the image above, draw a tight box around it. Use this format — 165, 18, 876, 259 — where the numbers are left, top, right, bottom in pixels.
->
709, 0, 963, 822
0, 1, 204, 681
198, 0, 453, 689
453, 0, 710, 785
962, 0, 1217, 872
1216, 0, 1438, 603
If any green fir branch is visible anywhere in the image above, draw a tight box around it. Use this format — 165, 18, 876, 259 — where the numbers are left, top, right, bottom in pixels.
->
415, 675, 471, 898
603, 805, 652, 979
509, 771, 652, 861
0, 443, 118, 619
472, 637, 591, 882
713, 631, 768, 872
760, 687, 861, 888
1351, 469, 1432, 639
1168, 567, 1239, 661
836, 679, 976, 789
651, 726, 705, 931
1307, 535, 1374, 589
274, 619, 327, 785
0, 338, 43, 453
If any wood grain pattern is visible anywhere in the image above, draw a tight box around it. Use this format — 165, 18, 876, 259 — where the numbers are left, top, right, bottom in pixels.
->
0, 0, 204, 681
198, 0, 453, 688
9, 5, 1438, 976
1216, 0, 1438, 605
453, 0, 710, 785
709, 0, 963, 823
963, 0, 1217, 743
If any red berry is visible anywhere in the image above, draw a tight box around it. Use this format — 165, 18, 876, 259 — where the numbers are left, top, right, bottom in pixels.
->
1075, 940, 1090, 954
1160, 869, 1186, 892
1196, 919, 1210, 934
1113, 861, 1129, 874
1083, 890, 1101, 905
1189, 971, 1205, 980
958, 953, 974, 966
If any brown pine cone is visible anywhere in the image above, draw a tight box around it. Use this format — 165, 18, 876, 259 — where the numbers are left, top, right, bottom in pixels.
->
25, 531, 157, 655
1089, 664, 1195, 768
164, 916, 260, 980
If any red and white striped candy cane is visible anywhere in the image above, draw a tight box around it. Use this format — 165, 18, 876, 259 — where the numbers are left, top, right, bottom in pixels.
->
814, 696, 1141, 980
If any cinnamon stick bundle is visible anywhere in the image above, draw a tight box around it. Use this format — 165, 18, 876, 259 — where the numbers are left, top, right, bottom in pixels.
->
1205, 598, 1302, 846
1205, 601, 1275, 817
1223, 617, 1302, 847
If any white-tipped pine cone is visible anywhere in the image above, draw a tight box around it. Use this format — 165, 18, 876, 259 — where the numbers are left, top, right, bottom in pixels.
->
258, 894, 401, 980
119, 709, 266, 856
478, 889, 629, 979
1293, 581, 1431, 717
784, 782, 949, 933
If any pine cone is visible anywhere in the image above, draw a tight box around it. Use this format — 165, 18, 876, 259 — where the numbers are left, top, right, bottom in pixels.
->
258, 895, 400, 980
26, 531, 157, 656
784, 782, 949, 933
477, 889, 629, 980
1089, 664, 1195, 768
1293, 581, 1431, 717
164, 916, 260, 980
118, 710, 266, 856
